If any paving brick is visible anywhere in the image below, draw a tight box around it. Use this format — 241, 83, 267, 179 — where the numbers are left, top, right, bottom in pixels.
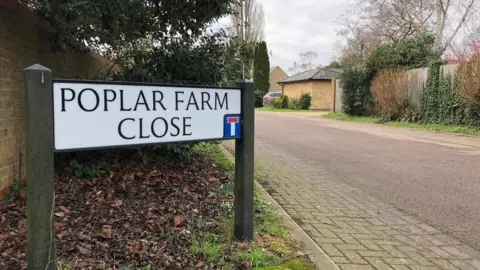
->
242, 141, 480, 270
391, 266, 411, 270
353, 234, 382, 240
331, 256, 351, 264
427, 246, 453, 259
319, 243, 344, 257
450, 260, 479, 270
342, 251, 369, 264
364, 258, 394, 270
408, 266, 440, 270
336, 233, 361, 245
442, 246, 471, 259
358, 239, 384, 251
338, 264, 375, 270
382, 258, 416, 265
381, 246, 407, 258
357, 250, 394, 257
405, 252, 435, 266
314, 237, 345, 244
335, 243, 369, 251
434, 259, 461, 270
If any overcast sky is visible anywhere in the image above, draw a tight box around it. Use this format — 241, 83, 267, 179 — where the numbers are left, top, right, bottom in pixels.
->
215, 0, 352, 73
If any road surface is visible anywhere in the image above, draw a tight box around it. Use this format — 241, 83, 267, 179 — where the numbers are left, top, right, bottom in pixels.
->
255, 111, 480, 250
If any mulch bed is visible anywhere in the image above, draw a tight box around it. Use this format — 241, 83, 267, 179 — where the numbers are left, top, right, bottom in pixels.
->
0, 148, 231, 269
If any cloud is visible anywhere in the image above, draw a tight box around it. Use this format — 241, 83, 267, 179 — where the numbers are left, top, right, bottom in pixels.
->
213, 0, 351, 74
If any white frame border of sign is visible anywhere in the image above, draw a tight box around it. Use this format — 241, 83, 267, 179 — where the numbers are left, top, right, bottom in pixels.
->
52, 79, 243, 152
23, 63, 255, 270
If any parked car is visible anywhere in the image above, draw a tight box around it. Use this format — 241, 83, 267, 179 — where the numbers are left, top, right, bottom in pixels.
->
263, 91, 283, 106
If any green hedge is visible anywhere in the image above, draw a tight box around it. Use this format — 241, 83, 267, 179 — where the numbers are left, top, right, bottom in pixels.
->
420, 62, 480, 127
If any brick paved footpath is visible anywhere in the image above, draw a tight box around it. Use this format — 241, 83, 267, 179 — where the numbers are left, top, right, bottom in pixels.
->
223, 140, 480, 270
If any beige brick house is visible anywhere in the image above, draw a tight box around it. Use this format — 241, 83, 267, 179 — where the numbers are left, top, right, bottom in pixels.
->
269, 66, 288, 92
278, 68, 343, 110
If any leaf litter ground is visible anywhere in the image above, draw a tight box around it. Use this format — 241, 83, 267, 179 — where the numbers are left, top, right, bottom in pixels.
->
0, 145, 315, 270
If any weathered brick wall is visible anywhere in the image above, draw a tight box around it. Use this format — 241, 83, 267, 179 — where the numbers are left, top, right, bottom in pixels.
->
311, 80, 334, 110
0, 0, 119, 198
283, 80, 334, 110
283, 81, 313, 99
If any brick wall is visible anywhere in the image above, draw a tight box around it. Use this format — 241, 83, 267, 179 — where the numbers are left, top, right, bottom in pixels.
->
311, 80, 334, 111
283, 81, 313, 99
282, 80, 334, 110
0, 0, 119, 199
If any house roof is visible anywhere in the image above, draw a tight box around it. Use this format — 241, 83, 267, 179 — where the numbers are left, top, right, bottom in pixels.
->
279, 67, 343, 84
270, 66, 282, 73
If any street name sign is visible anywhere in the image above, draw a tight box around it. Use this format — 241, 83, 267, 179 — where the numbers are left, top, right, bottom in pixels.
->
53, 80, 242, 151
23, 64, 254, 270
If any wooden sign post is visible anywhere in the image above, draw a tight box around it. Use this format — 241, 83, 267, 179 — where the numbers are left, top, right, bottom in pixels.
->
23, 64, 255, 269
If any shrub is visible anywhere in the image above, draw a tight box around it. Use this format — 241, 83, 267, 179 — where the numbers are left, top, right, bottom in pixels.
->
288, 98, 300, 110
340, 67, 373, 116
298, 92, 312, 109
366, 34, 439, 74
255, 90, 265, 107
421, 61, 480, 127
458, 56, 480, 103
273, 95, 289, 109
370, 69, 411, 120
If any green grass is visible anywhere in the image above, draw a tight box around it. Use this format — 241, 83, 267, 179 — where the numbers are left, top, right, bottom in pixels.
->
256, 106, 311, 113
189, 142, 316, 270
323, 112, 480, 136
322, 112, 380, 123
257, 258, 318, 270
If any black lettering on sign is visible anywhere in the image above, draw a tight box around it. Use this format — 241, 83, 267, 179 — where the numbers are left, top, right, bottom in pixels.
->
61, 88, 75, 112
186, 92, 199, 110
214, 92, 228, 110
139, 118, 150, 139
183, 117, 192, 136
103, 89, 116, 112
78, 88, 100, 112
170, 117, 180, 136
120, 90, 132, 111
118, 118, 135, 140
152, 91, 167, 111
175, 91, 184, 110
151, 117, 168, 138
134, 90, 150, 111
201, 92, 212, 110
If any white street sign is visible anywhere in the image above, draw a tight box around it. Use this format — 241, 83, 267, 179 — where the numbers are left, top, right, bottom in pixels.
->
53, 81, 241, 151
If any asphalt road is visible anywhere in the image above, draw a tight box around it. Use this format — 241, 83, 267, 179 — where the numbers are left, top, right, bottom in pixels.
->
256, 111, 480, 250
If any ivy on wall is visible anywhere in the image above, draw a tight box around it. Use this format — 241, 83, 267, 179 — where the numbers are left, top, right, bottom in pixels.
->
420, 62, 480, 127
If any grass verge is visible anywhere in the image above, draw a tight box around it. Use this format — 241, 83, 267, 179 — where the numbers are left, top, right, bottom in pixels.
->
192, 142, 317, 270
323, 112, 480, 136
256, 106, 311, 113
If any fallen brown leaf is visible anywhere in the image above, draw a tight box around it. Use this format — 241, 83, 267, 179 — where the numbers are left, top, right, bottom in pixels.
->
173, 215, 185, 227
58, 206, 70, 213
100, 225, 112, 239
110, 199, 123, 208
77, 245, 92, 255
55, 222, 67, 230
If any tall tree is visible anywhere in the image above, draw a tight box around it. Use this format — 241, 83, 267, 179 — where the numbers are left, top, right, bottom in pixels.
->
253, 41, 270, 93
325, 60, 342, 69
228, 0, 266, 79
337, 0, 479, 60
21, 0, 235, 56
229, 0, 265, 43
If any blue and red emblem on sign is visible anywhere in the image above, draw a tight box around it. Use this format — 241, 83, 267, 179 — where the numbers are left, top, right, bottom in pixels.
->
223, 114, 242, 139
